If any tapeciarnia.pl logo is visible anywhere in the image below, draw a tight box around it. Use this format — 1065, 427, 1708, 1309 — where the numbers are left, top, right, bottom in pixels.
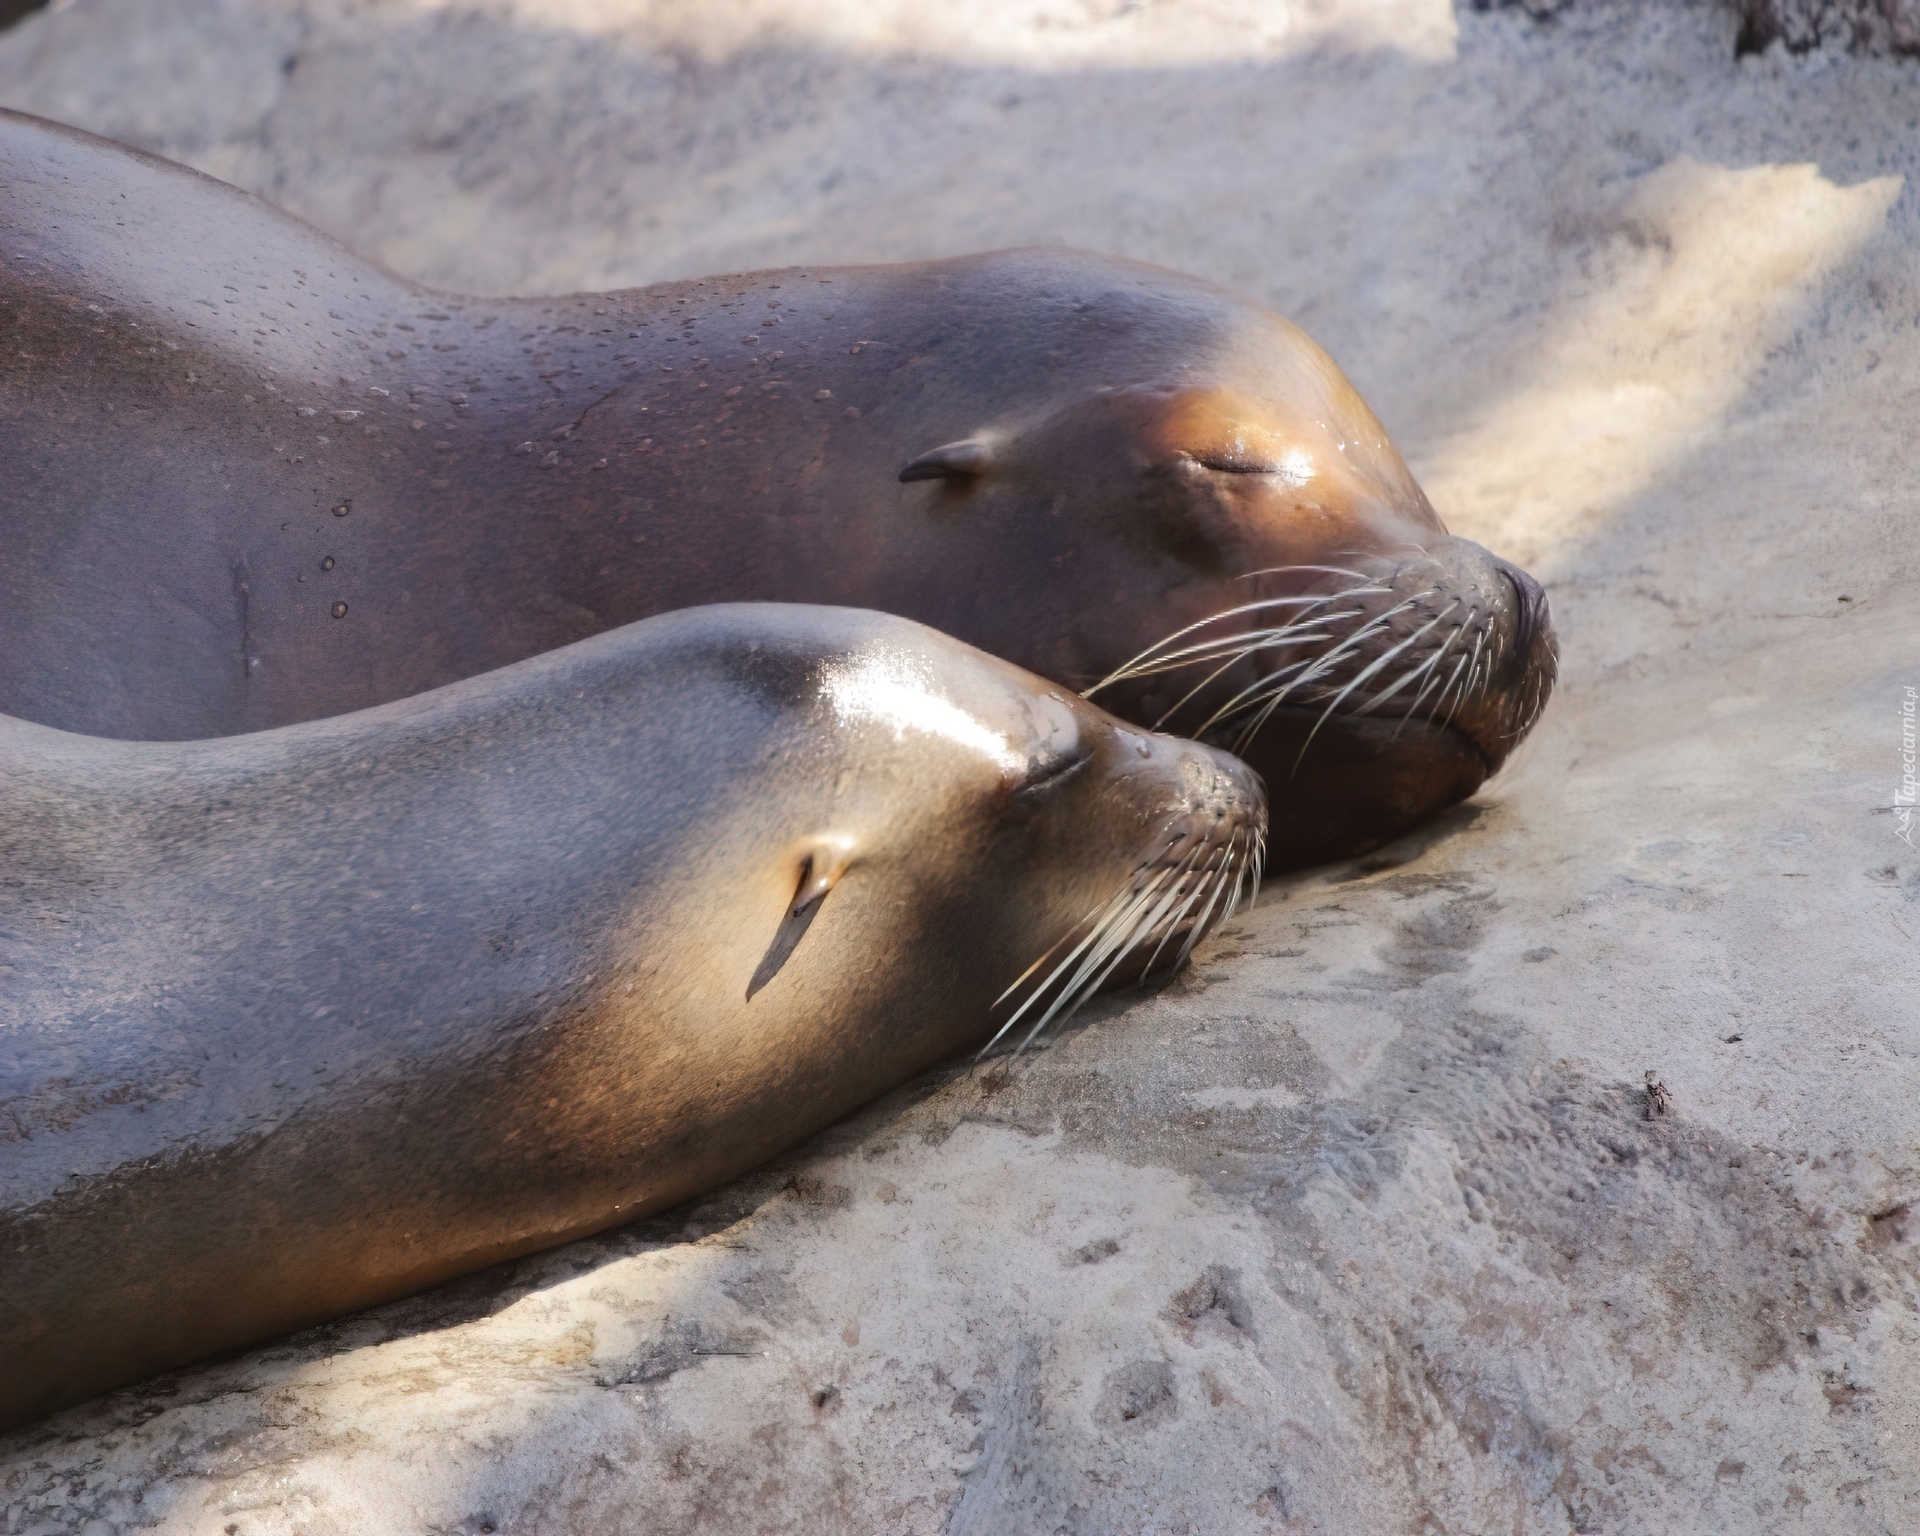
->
1898, 685, 1917, 849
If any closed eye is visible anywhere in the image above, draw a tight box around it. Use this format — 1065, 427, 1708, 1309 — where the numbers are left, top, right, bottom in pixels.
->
1015, 750, 1092, 798
1186, 447, 1315, 486
1190, 452, 1276, 474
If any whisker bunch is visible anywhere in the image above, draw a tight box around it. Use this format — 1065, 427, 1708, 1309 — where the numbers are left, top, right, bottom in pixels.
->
1496, 637, 1557, 745
980, 820, 1265, 1060
1085, 566, 1390, 732
1083, 563, 1506, 764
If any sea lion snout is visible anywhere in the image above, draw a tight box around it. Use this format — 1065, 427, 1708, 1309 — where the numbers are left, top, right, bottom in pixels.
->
1167, 742, 1267, 835
1370, 538, 1556, 773
978, 717, 1266, 1054
1084, 723, 1265, 907
1494, 557, 1554, 690
1101, 739, 1265, 876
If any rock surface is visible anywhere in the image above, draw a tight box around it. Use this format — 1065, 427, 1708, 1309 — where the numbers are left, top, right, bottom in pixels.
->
3, 1, 1918, 1531
1733, 0, 1920, 56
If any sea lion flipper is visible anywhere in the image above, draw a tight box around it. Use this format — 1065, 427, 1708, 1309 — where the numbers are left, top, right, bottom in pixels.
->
897, 439, 992, 483
745, 836, 858, 1000
746, 898, 824, 1002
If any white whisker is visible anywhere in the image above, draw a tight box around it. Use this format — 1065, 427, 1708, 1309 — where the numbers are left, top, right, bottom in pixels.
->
1150, 648, 1273, 732
1212, 623, 1390, 748
1235, 564, 1378, 584
1085, 585, 1386, 696
1010, 866, 1189, 1053
1194, 649, 1339, 737
1399, 614, 1472, 730
982, 885, 1135, 1049
1347, 603, 1462, 718
989, 889, 1119, 1009
1289, 604, 1455, 770
1140, 867, 1214, 979
982, 846, 1197, 1057
1127, 852, 1218, 978
1117, 623, 1347, 690
1439, 630, 1487, 733
1198, 605, 1411, 737
1172, 852, 1237, 973
1424, 644, 1474, 729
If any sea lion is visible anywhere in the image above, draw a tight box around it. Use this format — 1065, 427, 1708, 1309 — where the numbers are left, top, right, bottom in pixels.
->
0, 602, 1264, 1431
0, 109, 1553, 869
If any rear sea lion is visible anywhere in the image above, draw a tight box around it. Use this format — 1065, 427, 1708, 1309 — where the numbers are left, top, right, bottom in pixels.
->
0, 109, 1552, 867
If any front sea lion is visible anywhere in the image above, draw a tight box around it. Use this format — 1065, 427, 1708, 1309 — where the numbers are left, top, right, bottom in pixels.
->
0, 603, 1264, 1431
0, 110, 1553, 868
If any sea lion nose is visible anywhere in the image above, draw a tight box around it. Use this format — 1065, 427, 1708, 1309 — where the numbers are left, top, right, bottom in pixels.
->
1494, 558, 1553, 681
1177, 743, 1268, 834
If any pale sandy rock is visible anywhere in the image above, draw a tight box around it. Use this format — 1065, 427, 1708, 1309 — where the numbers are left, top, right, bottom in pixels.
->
2, 2, 1917, 1532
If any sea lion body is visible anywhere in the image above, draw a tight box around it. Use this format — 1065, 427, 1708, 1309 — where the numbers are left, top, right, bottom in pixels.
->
0, 111, 1553, 868
0, 603, 1263, 1430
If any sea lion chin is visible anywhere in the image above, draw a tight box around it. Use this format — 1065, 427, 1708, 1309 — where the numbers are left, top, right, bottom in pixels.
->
0, 108, 1553, 869
0, 602, 1264, 1431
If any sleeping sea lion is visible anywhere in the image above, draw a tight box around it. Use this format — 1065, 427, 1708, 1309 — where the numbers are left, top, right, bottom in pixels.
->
0, 109, 1552, 868
0, 602, 1264, 1431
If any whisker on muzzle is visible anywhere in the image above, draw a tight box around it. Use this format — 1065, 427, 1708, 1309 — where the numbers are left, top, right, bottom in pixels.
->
983, 823, 1263, 1060
1083, 578, 1390, 702
1072, 557, 1553, 830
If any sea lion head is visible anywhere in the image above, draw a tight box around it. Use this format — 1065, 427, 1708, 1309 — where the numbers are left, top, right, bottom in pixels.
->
893, 260, 1556, 869
720, 608, 1265, 1052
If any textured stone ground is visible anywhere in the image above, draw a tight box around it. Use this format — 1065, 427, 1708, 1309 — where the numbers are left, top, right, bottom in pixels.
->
2, 2, 1918, 1532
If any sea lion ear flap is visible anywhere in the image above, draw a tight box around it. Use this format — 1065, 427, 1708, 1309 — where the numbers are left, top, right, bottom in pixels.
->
746, 835, 858, 1001
898, 438, 992, 483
